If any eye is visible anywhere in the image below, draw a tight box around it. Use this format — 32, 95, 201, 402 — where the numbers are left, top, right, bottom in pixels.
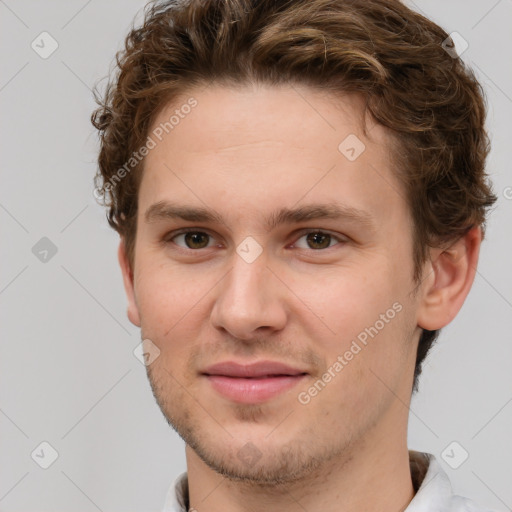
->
164, 228, 346, 252
168, 230, 217, 250
293, 230, 345, 250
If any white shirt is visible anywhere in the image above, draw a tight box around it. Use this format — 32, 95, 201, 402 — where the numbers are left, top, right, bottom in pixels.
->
161, 450, 497, 512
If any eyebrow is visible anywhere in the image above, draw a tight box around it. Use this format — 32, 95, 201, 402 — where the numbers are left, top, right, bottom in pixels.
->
144, 200, 376, 232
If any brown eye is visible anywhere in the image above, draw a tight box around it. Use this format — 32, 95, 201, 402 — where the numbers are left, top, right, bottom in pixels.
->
185, 232, 210, 249
171, 231, 213, 249
305, 232, 332, 249
292, 230, 346, 251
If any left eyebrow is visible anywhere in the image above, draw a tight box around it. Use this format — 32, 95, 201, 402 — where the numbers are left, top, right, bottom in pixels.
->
144, 200, 376, 232
265, 203, 376, 232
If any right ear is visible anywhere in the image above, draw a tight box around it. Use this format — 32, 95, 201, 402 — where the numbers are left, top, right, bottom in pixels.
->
117, 239, 141, 327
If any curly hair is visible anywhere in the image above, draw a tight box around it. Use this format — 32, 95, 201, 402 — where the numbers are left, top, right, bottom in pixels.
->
91, 0, 497, 392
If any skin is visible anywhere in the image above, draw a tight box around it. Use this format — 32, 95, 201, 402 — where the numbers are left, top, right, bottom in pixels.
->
118, 83, 481, 512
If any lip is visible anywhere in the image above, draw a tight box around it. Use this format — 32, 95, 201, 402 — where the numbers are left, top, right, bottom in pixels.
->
203, 360, 307, 378
202, 360, 308, 404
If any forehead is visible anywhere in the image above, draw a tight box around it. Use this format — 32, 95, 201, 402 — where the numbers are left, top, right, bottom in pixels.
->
149, 83, 374, 153
139, 83, 407, 230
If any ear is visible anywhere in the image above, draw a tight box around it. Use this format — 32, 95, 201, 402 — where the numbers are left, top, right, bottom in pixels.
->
416, 226, 482, 330
118, 239, 141, 327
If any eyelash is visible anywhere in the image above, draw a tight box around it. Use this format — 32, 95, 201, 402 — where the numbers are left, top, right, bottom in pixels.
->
163, 227, 347, 252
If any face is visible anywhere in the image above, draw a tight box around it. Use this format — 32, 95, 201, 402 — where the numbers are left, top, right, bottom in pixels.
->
122, 83, 425, 484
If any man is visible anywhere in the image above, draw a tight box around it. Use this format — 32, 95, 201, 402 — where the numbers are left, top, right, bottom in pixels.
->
91, 0, 498, 510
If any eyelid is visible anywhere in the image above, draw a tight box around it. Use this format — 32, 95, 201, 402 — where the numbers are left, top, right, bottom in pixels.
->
164, 226, 216, 240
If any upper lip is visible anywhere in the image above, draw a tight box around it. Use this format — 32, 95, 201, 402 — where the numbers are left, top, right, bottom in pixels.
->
202, 360, 308, 378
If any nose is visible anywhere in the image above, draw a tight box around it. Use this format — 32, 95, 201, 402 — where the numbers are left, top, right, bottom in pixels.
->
210, 248, 287, 341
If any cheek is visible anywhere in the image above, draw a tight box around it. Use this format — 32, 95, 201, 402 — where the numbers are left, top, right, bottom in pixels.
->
134, 260, 204, 343
290, 267, 394, 348
297, 269, 410, 389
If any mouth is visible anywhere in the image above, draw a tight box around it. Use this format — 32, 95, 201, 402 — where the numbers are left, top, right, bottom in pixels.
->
201, 360, 309, 404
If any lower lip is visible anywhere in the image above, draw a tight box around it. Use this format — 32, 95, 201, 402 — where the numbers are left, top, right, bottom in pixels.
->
205, 374, 307, 404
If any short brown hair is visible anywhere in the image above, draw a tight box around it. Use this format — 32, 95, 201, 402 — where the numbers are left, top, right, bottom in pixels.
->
91, 0, 497, 392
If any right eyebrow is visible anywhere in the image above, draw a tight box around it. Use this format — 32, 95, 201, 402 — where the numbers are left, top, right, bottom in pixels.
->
144, 201, 224, 225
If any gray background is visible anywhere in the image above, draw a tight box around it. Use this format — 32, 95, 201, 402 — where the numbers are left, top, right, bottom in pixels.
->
1, 0, 511, 511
